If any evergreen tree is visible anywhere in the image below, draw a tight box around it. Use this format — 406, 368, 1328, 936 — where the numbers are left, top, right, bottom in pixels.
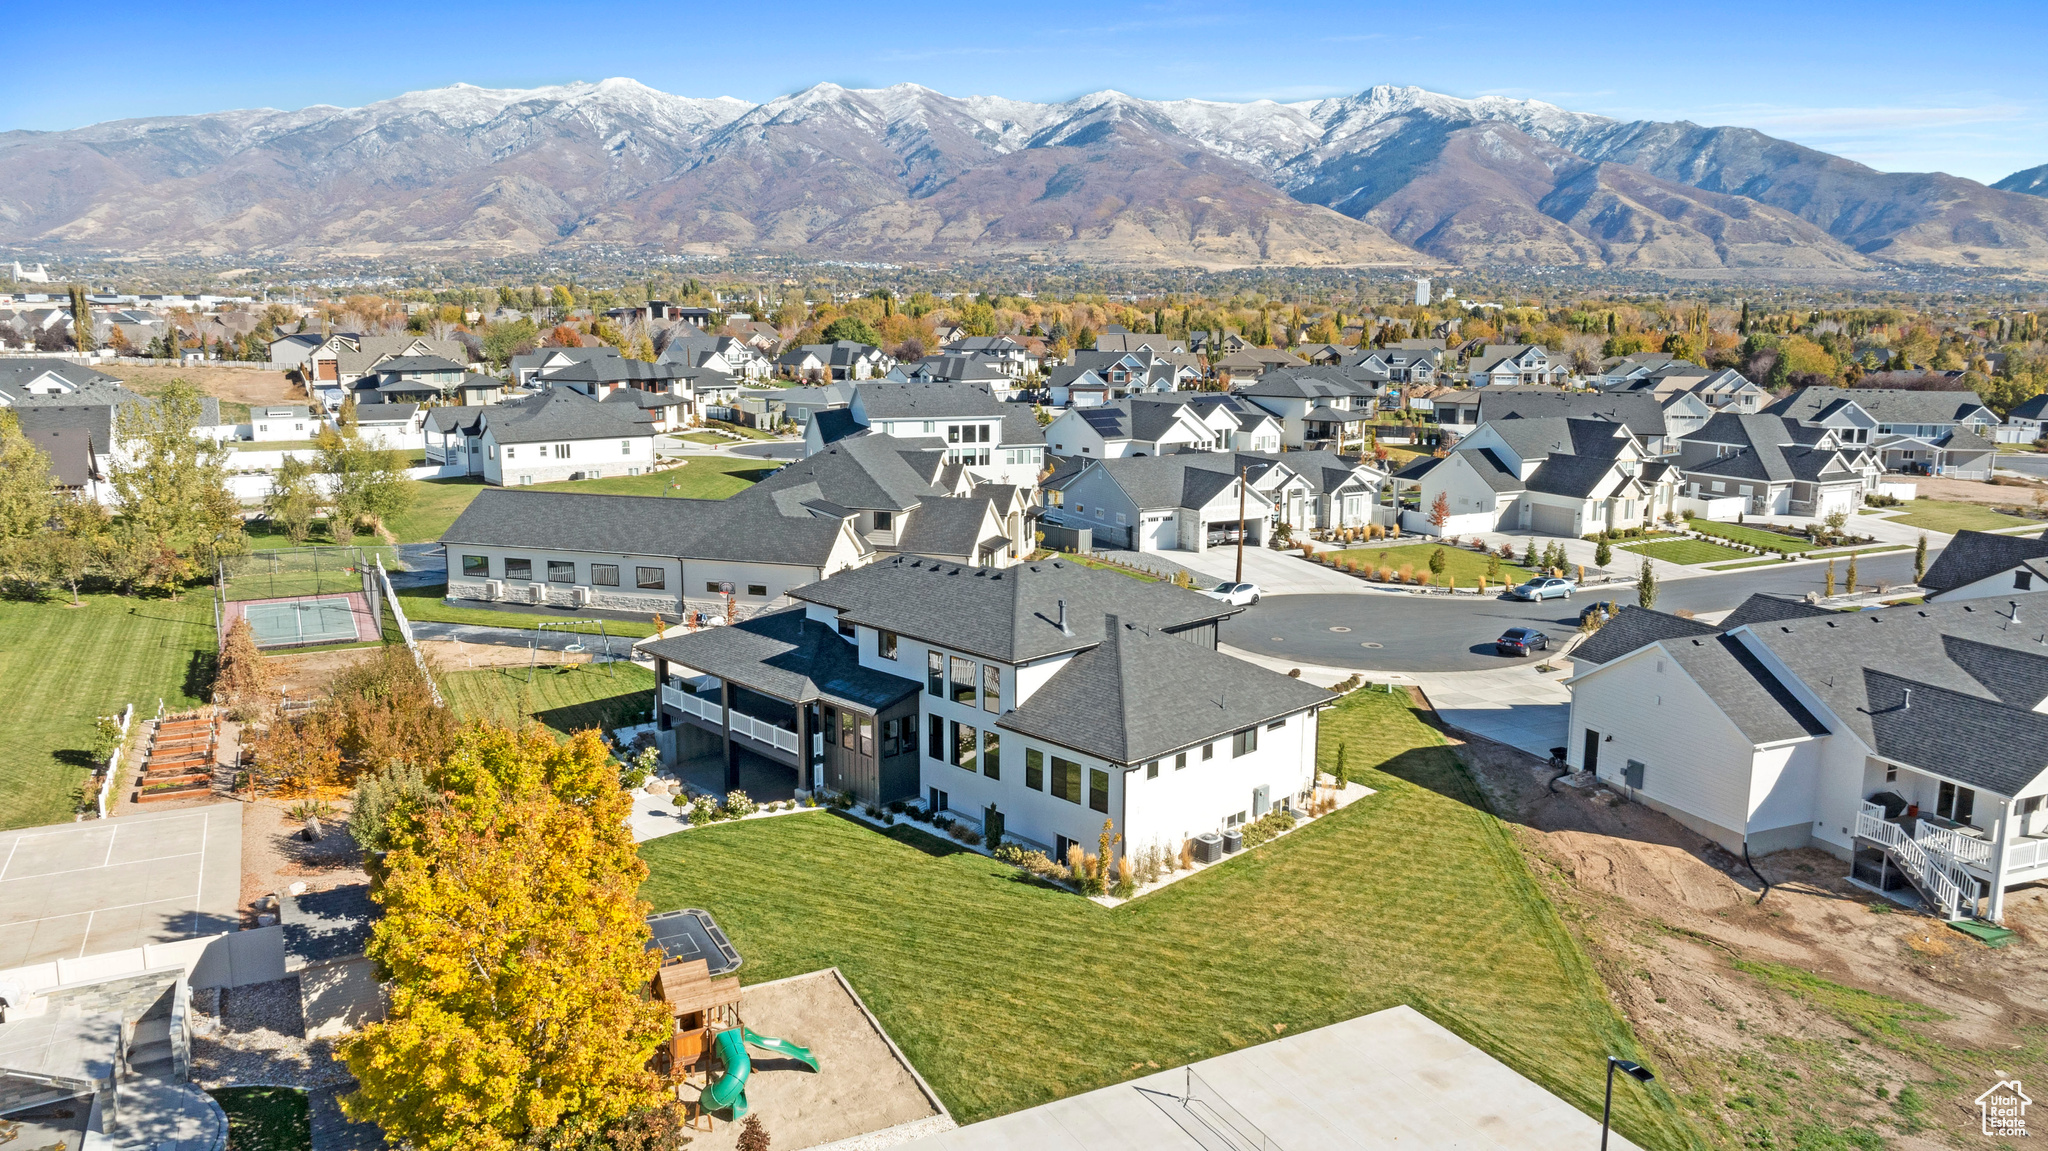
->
1914, 534, 1928, 584
1636, 557, 1657, 610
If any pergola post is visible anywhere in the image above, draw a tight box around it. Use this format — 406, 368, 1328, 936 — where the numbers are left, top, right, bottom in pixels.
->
1987, 799, 2013, 923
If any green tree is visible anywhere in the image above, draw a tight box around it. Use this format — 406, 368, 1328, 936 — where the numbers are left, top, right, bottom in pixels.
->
1636, 557, 1657, 610
0, 411, 59, 595
339, 726, 671, 1151
109, 382, 243, 580
46, 498, 110, 605
264, 455, 321, 544
1427, 547, 1448, 581
1594, 538, 1612, 568
1914, 533, 1928, 584
69, 284, 95, 353
820, 316, 882, 347
481, 319, 539, 365
318, 429, 413, 545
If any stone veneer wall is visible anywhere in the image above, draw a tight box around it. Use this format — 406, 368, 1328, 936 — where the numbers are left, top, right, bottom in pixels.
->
445, 580, 788, 622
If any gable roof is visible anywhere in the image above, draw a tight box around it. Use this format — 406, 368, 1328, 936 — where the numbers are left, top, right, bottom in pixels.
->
440, 487, 853, 568
480, 386, 654, 445
1661, 633, 1829, 745
1766, 386, 1995, 426
640, 608, 920, 712
1718, 594, 1836, 629
1478, 388, 1667, 440
1920, 529, 2048, 595
997, 614, 1333, 764
857, 379, 1006, 420
1569, 606, 1720, 666
751, 434, 945, 513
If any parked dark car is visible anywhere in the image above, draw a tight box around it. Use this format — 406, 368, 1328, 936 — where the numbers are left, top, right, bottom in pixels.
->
1495, 627, 1550, 656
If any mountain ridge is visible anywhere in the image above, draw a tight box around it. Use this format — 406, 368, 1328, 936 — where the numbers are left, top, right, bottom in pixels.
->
3, 79, 2044, 272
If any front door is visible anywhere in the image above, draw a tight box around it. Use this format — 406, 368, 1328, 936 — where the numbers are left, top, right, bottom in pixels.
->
1583, 729, 1600, 775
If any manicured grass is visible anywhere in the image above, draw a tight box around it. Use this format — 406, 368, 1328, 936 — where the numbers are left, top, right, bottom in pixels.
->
706, 419, 781, 441
0, 593, 216, 829
380, 458, 775, 543
441, 661, 656, 736
638, 689, 1694, 1148
1884, 499, 2038, 534
233, 439, 322, 452
1685, 518, 1822, 553
1330, 542, 1536, 585
210, 1086, 312, 1151
395, 584, 662, 639
1621, 538, 1749, 565
1063, 554, 1162, 582
1706, 557, 1788, 571
677, 431, 731, 445
1807, 544, 1913, 559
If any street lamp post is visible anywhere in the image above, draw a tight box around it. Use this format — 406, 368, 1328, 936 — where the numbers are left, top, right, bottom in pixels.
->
1601, 1057, 1654, 1150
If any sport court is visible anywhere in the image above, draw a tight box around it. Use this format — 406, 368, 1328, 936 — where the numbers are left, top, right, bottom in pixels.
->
222, 591, 378, 648
0, 808, 243, 969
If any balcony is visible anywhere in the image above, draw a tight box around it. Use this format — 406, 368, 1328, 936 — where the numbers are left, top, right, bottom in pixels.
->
660, 685, 799, 755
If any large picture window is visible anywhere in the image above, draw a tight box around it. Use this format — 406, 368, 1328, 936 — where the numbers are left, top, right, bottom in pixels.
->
590, 564, 619, 587
951, 656, 976, 706
1052, 757, 1081, 805
1025, 748, 1043, 791
548, 560, 575, 584
462, 555, 489, 577
1088, 768, 1110, 813
951, 721, 977, 772
504, 558, 532, 581
636, 566, 666, 590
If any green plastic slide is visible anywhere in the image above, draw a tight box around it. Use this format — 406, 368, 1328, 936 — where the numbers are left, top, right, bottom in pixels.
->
699, 1027, 820, 1118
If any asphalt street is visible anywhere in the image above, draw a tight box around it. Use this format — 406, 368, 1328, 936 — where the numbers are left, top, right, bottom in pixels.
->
729, 442, 804, 460
1220, 550, 1923, 672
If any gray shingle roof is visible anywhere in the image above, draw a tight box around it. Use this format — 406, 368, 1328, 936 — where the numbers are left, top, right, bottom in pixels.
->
857, 379, 1005, 419
750, 434, 945, 513
1478, 388, 1668, 440
641, 608, 922, 712
1569, 606, 1720, 666
440, 487, 852, 567
1662, 633, 1828, 745
896, 496, 1004, 559
999, 404, 1045, 446
1719, 594, 1836, 630
1086, 455, 1262, 512
1920, 529, 2048, 594
792, 554, 1235, 663
482, 385, 654, 445
1766, 386, 1994, 426
997, 613, 1333, 764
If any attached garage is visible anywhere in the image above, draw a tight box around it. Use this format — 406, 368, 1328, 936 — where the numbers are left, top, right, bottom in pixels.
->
1815, 486, 1859, 518
1530, 501, 1579, 537
1141, 513, 1177, 551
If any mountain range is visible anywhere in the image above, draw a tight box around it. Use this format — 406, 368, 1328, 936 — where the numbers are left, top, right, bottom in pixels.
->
4, 78, 2047, 274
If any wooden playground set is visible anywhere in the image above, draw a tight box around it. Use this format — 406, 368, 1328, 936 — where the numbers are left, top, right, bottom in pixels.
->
646, 910, 819, 1129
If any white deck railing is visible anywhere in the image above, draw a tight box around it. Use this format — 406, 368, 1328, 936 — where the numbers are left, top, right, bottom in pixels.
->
1857, 803, 1968, 918
2006, 836, 2048, 875
1913, 820, 1993, 868
658, 686, 798, 753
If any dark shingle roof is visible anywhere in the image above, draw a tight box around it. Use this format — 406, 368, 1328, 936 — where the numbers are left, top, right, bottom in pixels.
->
483, 386, 653, 445
440, 488, 853, 567
1921, 529, 2048, 594
856, 379, 1004, 419
1479, 389, 1668, 439
997, 614, 1333, 764
1662, 633, 1828, 744
751, 435, 945, 513
1569, 606, 1720, 666
641, 608, 921, 711
792, 554, 1234, 663
1719, 594, 1836, 629
1766, 386, 1994, 426
895, 496, 1004, 559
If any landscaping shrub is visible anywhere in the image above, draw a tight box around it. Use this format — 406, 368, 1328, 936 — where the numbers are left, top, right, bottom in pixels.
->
946, 821, 979, 845
1238, 808, 1298, 849
1113, 854, 1135, 899
682, 795, 720, 826
724, 790, 757, 819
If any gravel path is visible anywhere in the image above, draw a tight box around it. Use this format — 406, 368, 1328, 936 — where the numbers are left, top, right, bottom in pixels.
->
189, 978, 352, 1092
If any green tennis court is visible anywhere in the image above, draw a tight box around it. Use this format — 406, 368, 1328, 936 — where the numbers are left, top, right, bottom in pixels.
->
239, 596, 363, 648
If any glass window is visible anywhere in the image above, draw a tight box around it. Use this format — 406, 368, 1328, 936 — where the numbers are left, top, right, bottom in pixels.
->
620, 439, 632, 456
1088, 769, 1110, 813
951, 656, 975, 705
882, 717, 901, 758
548, 560, 575, 584
636, 566, 665, 590
838, 617, 856, 638
948, 424, 960, 443
823, 706, 837, 745
1175, 752, 1187, 770
927, 714, 944, 760
952, 721, 976, 772
982, 730, 1000, 779
1146, 760, 1159, 779
747, 584, 767, 597
504, 557, 532, 581
705, 581, 721, 593
841, 709, 857, 751
1232, 727, 1259, 757
928, 650, 944, 697
1026, 748, 1044, 791
462, 555, 489, 577
1053, 757, 1081, 805
1267, 718, 1285, 731
1202, 743, 1215, 761
858, 715, 873, 758
982, 664, 1000, 712
874, 511, 892, 531
878, 630, 898, 659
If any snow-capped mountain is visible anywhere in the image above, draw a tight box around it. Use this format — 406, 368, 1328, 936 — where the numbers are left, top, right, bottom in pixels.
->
3, 78, 2045, 271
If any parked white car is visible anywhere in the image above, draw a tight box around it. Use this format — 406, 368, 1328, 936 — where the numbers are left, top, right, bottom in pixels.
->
1202, 581, 1263, 606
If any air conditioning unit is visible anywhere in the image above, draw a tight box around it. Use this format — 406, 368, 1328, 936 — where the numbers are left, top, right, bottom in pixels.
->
572, 586, 593, 607
484, 580, 504, 601
526, 582, 545, 603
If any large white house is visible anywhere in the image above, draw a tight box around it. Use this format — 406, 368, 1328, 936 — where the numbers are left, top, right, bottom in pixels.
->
1566, 594, 2048, 923
1400, 416, 1678, 537
641, 555, 1333, 861
475, 387, 660, 486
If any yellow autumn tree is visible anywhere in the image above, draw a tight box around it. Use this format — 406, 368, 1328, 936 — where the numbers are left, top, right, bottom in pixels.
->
339, 725, 670, 1150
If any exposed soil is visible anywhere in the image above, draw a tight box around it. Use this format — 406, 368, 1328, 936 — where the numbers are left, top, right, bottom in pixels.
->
1907, 474, 2048, 506
117, 363, 303, 408
419, 637, 594, 670
1433, 714, 2047, 1149
261, 645, 385, 698
236, 795, 369, 926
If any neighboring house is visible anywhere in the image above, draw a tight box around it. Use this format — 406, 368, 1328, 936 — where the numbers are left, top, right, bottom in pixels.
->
1043, 455, 1275, 552
661, 331, 773, 380
1918, 529, 2048, 601
1466, 344, 1567, 387
776, 341, 892, 381
533, 350, 706, 430
1870, 426, 1997, 480
1233, 369, 1376, 449
1210, 347, 1306, 384
440, 487, 870, 617
758, 433, 1027, 565
1153, 393, 1284, 454
350, 403, 425, 451
1476, 386, 1674, 456
1044, 399, 1222, 460
938, 335, 1035, 379
0, 357, 120, 402
813, 379, 1045, 491
313, 335, 469, 386
905, 354, 1021, 399
476, 387, 659, 486
27, 425, 107, 500
249, 405, 315, 442
773, 381, 858, 429
1409, 416, 1675, 537
1765, 386, 2001, 448
1404, 383, 1456, 413
7, 379, 224, 483
1565, 594, 2048, 923
1676, 413, 1879, 518
267, 332, 328, 370
641, 554, 1333, 861
425, 406, 491, 475
352, 354, 468, 405
2003, 393, 2048, 443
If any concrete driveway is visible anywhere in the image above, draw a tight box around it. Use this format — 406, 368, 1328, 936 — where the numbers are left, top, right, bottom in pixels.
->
1151, 542, 1364, 595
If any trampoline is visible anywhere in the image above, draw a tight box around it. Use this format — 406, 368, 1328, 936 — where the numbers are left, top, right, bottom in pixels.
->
240, 596, 363, 648
646, 908, 742, 976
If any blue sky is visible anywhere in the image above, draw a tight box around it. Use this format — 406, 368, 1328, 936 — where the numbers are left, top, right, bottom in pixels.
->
5, 0, 2043, 183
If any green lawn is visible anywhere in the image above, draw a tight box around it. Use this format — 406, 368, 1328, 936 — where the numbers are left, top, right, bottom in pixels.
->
0, 594, 216, 829
1883, 499, 2038, 534
1621, 538, 1749, 565
677, 431, 731, 445
1685, 519, 1822, 553
441, 661, 656, 736
395, 584, 662, 639
210, 1086, 312, 1151
1062, 554, 1162, 582
381, 458, 775, 543
1707, 557, 1787, 571
1329, 542, 1537, 585
705, 420, 781, 441
233, 439, 322, 452
638, 690, 1694, 1148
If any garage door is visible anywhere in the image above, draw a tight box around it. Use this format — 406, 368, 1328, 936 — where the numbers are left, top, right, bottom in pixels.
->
1817, 487, 1857, 518
1144, 515, 1177, 551
1531, 502, 1578, 536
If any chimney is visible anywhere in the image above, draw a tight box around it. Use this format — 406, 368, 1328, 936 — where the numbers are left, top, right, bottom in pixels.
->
1057, 598, 1072, 637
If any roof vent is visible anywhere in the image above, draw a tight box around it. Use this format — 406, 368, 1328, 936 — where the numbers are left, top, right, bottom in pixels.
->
1058, 599, 1073, 637
2013, 601, 2023, 623
1901, 688, 1911, 710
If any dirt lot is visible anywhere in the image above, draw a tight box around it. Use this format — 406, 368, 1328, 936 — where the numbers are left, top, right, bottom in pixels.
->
261, 645, 386, 698
1908, 474, 2048, 506
237, 795, 368, 926
115, 363, 303, 420
1433, 712, 2046, 1150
